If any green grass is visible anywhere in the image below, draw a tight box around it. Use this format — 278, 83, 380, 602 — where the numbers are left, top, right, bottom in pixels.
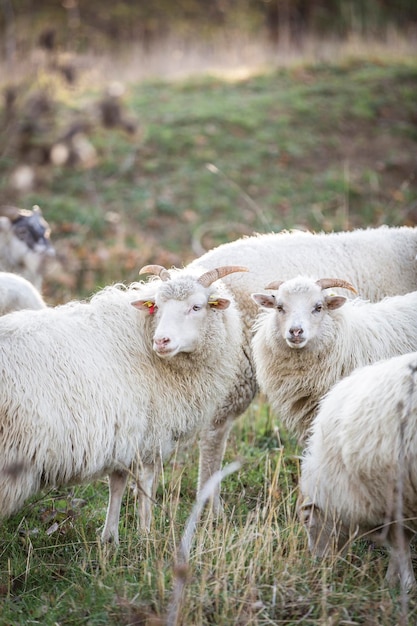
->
1, 52, 417, 624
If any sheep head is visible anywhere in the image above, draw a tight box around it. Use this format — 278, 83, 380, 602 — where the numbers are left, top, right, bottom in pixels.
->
0, 205, 54, 289
297, 494, 350, 557
0, 204, 54, 256
252, 275, 357, 350
133, 265, 247, 358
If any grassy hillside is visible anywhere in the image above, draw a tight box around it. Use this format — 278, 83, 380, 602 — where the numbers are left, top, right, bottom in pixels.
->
1, 56, 416, 301
0, 53, 417, 625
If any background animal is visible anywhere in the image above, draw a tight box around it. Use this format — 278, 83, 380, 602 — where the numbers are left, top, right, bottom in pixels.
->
251, 275, 417, 440
298, 351, 417, 589
189, 226, 417, 509
0, 264, 244, 543
0, 271, 46, 315
0, 204, 55, 290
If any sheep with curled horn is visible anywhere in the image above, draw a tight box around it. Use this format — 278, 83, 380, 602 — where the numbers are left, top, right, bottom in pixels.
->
251, 275, 417, 442
0, 262, 246, 542
0, 205, 54, 291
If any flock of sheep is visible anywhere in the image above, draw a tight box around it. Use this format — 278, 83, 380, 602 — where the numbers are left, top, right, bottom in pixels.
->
1, 205, 417, 589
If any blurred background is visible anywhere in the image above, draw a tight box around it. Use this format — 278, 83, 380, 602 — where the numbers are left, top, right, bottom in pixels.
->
1, 0, 416, 303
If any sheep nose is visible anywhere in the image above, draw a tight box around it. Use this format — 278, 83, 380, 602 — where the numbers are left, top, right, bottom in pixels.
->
289, 326, 303, 338
154, 337, 170, 348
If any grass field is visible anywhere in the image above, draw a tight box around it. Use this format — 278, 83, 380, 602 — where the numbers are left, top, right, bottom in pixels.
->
1, 48, 417, 302
1, 404, 416, 625
1, 42, 417, 625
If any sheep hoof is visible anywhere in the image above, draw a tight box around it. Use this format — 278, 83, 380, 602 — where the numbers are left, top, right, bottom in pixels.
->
100, 529, 119, 545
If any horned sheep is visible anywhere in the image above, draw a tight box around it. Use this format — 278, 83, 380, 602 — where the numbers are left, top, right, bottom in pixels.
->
0, 204, 54, 290
251, 275, 417, 441
298, 351, 417, 589
188, 226, 417, 508
0, 271, 46, 315
0, 264, 245, 543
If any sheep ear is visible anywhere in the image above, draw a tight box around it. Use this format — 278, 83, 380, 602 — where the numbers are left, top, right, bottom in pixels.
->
251, 293, 276, 309
208, 297, 230, 310
131, 299, 157, 314
325, 295, 347, 310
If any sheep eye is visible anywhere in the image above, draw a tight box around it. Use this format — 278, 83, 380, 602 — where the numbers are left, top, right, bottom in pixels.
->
313, 304, 323, 313
192, 304, 201, 312
276, 304, 284, 313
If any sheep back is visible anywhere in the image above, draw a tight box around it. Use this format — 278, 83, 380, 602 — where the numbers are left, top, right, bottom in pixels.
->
191, 226, 417, 333
300, 351, 417, 533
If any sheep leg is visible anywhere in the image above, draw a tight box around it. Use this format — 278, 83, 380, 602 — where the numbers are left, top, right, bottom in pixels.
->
198, 418, 234, 514
101, 469, 128, 544
385, 547, 415, 590
385, 526, 416, 590
137, 462, 160, 532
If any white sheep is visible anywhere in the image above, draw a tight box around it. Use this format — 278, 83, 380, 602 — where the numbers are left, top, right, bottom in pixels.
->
0, 272, 46, 315
298, 351, 417, 589
0, 204, 55, 290
251, 275, 417, 441
189, 226, 417, 507
0, 263, 245, 543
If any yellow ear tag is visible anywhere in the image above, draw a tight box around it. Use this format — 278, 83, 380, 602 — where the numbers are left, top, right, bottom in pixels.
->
144, 301, 156, 314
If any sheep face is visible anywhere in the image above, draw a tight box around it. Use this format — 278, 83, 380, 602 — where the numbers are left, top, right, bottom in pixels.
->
132, 276, 231, 358
12, 208, 53, 257
251, 277, 348, 350
297, 497, 350, 557
0, 205, 54, 261
0, 206, 54, 289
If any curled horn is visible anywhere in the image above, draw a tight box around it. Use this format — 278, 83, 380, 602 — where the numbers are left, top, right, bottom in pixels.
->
198, 265, 248, 288
316, 278, 358, 294
264, 280, 284, 290
139, 265, 171, 281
